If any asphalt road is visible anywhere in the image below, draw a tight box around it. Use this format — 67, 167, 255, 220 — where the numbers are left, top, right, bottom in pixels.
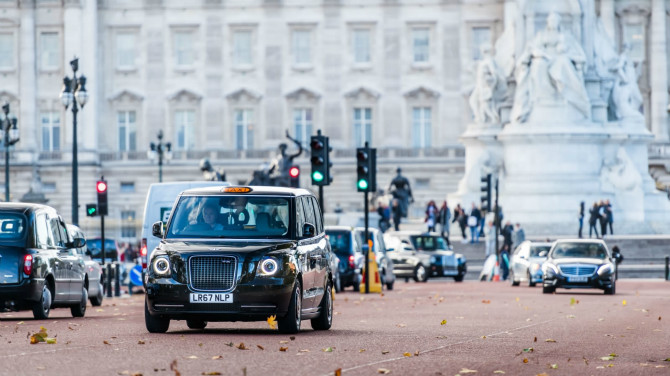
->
1, 280, 668, 376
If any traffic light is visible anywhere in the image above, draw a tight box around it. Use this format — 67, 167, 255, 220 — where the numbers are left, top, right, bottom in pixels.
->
289, 165, 300, 188
96, 178, 108, 216
356, 146, 376, 192
310, 134, 332, 186
480, 173, 492, 212
86, 204, 98, 217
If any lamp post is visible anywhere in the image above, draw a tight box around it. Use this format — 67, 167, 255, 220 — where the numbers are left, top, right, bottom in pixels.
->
2, 102, 19, 202
148, 130, 172, 183
60, 57, 88, 225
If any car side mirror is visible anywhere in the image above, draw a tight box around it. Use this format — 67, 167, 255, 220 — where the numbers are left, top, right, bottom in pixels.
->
302, 223, 316, 238
85, 249, 92, 256
72, 237, 85, 248
152, 221, 164, 238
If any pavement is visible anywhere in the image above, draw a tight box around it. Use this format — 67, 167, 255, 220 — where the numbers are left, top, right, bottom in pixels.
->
1, 279, 668, 376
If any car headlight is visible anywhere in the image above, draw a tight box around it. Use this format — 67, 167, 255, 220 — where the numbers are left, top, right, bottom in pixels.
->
542, 263, 558, 277
259, 258, 279, 276
152, 256, 171, 276
597, 264, 614, 276
430, 256, 437, 263
530, 263, 541, 273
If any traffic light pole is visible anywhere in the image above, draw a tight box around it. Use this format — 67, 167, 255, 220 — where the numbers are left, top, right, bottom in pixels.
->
364, 190, 369, 294
494, 177, 499, 261
318, 185, 324, 215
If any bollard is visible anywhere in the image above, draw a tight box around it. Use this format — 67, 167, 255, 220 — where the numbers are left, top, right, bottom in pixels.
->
114, 263, 121, 297
665, 256, 669, 281
106, 263, 113, 297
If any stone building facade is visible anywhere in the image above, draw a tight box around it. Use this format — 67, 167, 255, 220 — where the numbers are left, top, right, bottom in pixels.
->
0, 0, 669, 241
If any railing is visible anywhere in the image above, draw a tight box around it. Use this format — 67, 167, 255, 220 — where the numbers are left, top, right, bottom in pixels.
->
648, 143, 670, 159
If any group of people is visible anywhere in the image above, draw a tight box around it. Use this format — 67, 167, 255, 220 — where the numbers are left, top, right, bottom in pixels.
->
579, 200, 614, 239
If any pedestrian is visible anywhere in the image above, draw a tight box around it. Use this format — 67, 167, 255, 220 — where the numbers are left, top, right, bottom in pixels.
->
478, 204, 486, 238
598, 200, 608, 237
377, 201, 391, 233
438, 201, 452, 248
484, 220, 495, 257
499, 243, 511, 281
453, 204, 467, 241
578, 201, 585, 238
501, 221, 514, 248
425, 200, 438, 232
391, 198, 402, 231
468, 203, 482, 243
588, 202, 600, 238
606, 199, 613, 235
513, 223, 525, 247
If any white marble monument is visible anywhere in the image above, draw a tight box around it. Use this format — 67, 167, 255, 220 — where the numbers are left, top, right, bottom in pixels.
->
454, 1, 670, 234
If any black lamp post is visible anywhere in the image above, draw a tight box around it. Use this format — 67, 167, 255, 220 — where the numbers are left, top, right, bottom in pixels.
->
60, 57, 88, 225
2, 102, 19, 202
148, 130, 172, 183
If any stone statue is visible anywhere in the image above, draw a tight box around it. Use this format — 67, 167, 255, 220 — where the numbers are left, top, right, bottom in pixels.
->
511, 12, 590, 123
388, 167, 413, 218
611, 44, 644, 121
248, 162, 273, 186
469, 45, 507, 124
269, 130, 303, 187
600, 147, 642, 193
200, 158, 226, 181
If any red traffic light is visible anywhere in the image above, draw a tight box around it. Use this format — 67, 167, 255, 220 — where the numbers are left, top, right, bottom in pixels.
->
96, 181, 108, 193
289, 166, 300, 178
356, 150, 368, 161
310, 139, 324, 150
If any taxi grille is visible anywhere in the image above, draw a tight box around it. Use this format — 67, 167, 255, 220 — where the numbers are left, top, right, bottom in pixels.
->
189, 256, 236, 291
559, 265, 597, 276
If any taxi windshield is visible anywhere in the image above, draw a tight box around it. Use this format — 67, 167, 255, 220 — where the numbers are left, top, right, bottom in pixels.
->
166, 195, 291, 239
410, 235, 448, 251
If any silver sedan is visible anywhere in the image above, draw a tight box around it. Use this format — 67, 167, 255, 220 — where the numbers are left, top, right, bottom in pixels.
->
510, 241, 552, 287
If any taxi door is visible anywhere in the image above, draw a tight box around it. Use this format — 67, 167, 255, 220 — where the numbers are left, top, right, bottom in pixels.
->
295, 197, 316, 310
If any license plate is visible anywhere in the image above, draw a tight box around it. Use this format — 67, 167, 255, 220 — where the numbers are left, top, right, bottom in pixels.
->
189, 293, 233, 303
567, 276, 588, 283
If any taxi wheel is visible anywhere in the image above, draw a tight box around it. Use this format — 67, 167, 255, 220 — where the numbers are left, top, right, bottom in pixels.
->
145, 300, 170, 333
187, 320, 208, 330
413, 264, 428, 283
311, 281, 332, 331
604, 281, 616, 295
278, 281, 302, 334
32, 285, 52, 320
90, 281, 104, 306
528, 272, 536, 287
71, 286, 88, 318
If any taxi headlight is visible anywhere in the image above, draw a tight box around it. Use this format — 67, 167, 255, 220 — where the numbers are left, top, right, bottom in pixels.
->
152, 257, 170, 276
259, 258, 279, 276
597, 264, 614, 276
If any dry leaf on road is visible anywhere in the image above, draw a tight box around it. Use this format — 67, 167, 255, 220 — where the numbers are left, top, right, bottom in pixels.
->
440, 320, 447, 325
279, 347, 288, 352
403, 352, 412, 357
545, 339, 556, 343
459, 368, 477, 374
267, 315, 277, 330
377, 369, 390, 374
236, 343, 248, 350
334, 368, 342, 376
257, 345, 264, 350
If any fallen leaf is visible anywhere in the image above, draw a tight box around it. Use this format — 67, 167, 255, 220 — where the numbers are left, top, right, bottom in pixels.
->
609, 353, 618, 357
570, 298, 576, 305
170, 360, 181, 376
96, 309, 104, 312
493, 371, 505, 374
257, 345, 264, 350
17, 321, 24, 325
46, 338, 57, 344
381, 350, 390, 354
187, 356, 198, 359
279, 347, 288, 352
566, 315, 576, 319
414, 350, 420, 356
481, 336, 487, 339
103, 340, 110, 345
537, 373, 549, 376
290, 336, 296, 341
545, 339, 556, 343
482, 300, 491, 304
279, 340, 289, 344
198, 343, 203, 347
359, 349, 366, 353
377, 369, 390, 374
299, 349, 310, 353
622, 300, 627, 306
334, 369, 342, 376
267, 315, 277, 330
523, 358, 529, 363
201, 373, 221, 376
549, 364, 558, 369
601, 356, 614, 361
403, 352, 412, 357
440, 320, 447, 325
211, 356, 222, 360
225, 342, 234, 347
665, 358, 670, 362
323, 347, 333, 352
138, 340, 145, 345
523, 348, 534, 353
533, 337, 537, 342
131, 373, 143, 376
396, 323, 407, 328
236, 343, 248, 350
607, 364, 614, 368
459, 368, 477, 374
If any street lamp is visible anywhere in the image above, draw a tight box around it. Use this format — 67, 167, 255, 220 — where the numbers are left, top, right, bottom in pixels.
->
2, 102, 19, 202
148, 130, 172, 183
60, 57, 88, 225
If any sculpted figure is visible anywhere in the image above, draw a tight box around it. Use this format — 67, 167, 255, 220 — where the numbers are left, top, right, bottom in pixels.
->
388, 167, 413, 218
269, 130, 303, 187
200, 159, 226, 182
469, 45, 508, 124
611, 44, 644, 121
511, 12, 590, 123
600, 147, 641, 193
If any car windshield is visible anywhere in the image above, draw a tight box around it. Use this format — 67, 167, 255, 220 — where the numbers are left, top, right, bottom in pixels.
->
551, 243, 608, 259
530, 245, 551, 257
0, 214, 26, 241
410, 236, 448, 251
326, 231, 352, 257
86, 239, 119, 259
166, 195, 291, 239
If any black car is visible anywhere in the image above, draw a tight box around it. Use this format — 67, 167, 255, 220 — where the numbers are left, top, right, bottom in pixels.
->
0, 203, 88, 319
144, 186, 334, 334
542, 239, 617, 294
325, 226, 363, 292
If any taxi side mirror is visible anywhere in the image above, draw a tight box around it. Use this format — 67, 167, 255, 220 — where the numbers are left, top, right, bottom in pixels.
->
302, 223, 316, 238
152, 221, 164, 238
72, 237, 85, 248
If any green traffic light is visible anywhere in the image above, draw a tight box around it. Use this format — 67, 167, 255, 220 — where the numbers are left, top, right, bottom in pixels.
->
312, 171, 324, 182
357, 179, 368, 190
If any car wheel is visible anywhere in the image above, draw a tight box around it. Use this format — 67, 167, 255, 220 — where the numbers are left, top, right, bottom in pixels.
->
186, 320, 208, 329
278, 280, 302, 334
454, 274, 464, 282
542, 285, 555, 294
144, 299, 170, 333
413, 264, 428, 283
70, 286, 88, 318
510, 270, 520, 286
334, 274, 342, 293
32, 285, 52, 320
311, 281, 333, 331
90, 281, 104, 306
528, 272, 536, 287
352, 279, 360, 292
604, 281, 616, 295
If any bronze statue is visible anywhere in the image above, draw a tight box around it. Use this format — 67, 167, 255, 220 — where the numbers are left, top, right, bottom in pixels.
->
388, 167, 413, 218
200, 158, 226, 182
268, 130, 303, 187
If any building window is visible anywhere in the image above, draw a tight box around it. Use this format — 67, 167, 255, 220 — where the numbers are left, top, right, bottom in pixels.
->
233, 30, 252, 66
175, 110, 195, 150
412, 107, 432, 148
234, 109, 254, 150
412, 28, 430, 63
116, 32, 136, 69
120, 182, 135, 193
40, 32, 59, 70
40, 112, 60, 151
293, 108, 313, 146
120, 210, 136, 238
0, 33, 13, 69
174, 31, 194, 67
352, 29, 370, 64
623, 23, 645, 61
292, 30, 311, 65
117, 111, 137, 152
471, 26, 491, 60
353, 107, 372, 147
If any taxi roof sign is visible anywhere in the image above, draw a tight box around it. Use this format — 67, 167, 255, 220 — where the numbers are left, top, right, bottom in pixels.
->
223, 186, 253, 193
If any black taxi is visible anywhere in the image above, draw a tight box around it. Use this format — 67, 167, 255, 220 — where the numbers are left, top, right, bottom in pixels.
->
144, 186, 334, 334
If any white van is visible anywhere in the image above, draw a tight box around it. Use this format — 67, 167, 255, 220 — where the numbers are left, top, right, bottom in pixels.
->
140, 181, 229, 267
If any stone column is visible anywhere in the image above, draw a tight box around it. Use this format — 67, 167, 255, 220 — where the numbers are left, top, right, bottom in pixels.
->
19, 0, 36, 153
63, 0, 83, 153
650, 0, 669, 141
599, 0, 615, 41
81, 0, 98, 153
